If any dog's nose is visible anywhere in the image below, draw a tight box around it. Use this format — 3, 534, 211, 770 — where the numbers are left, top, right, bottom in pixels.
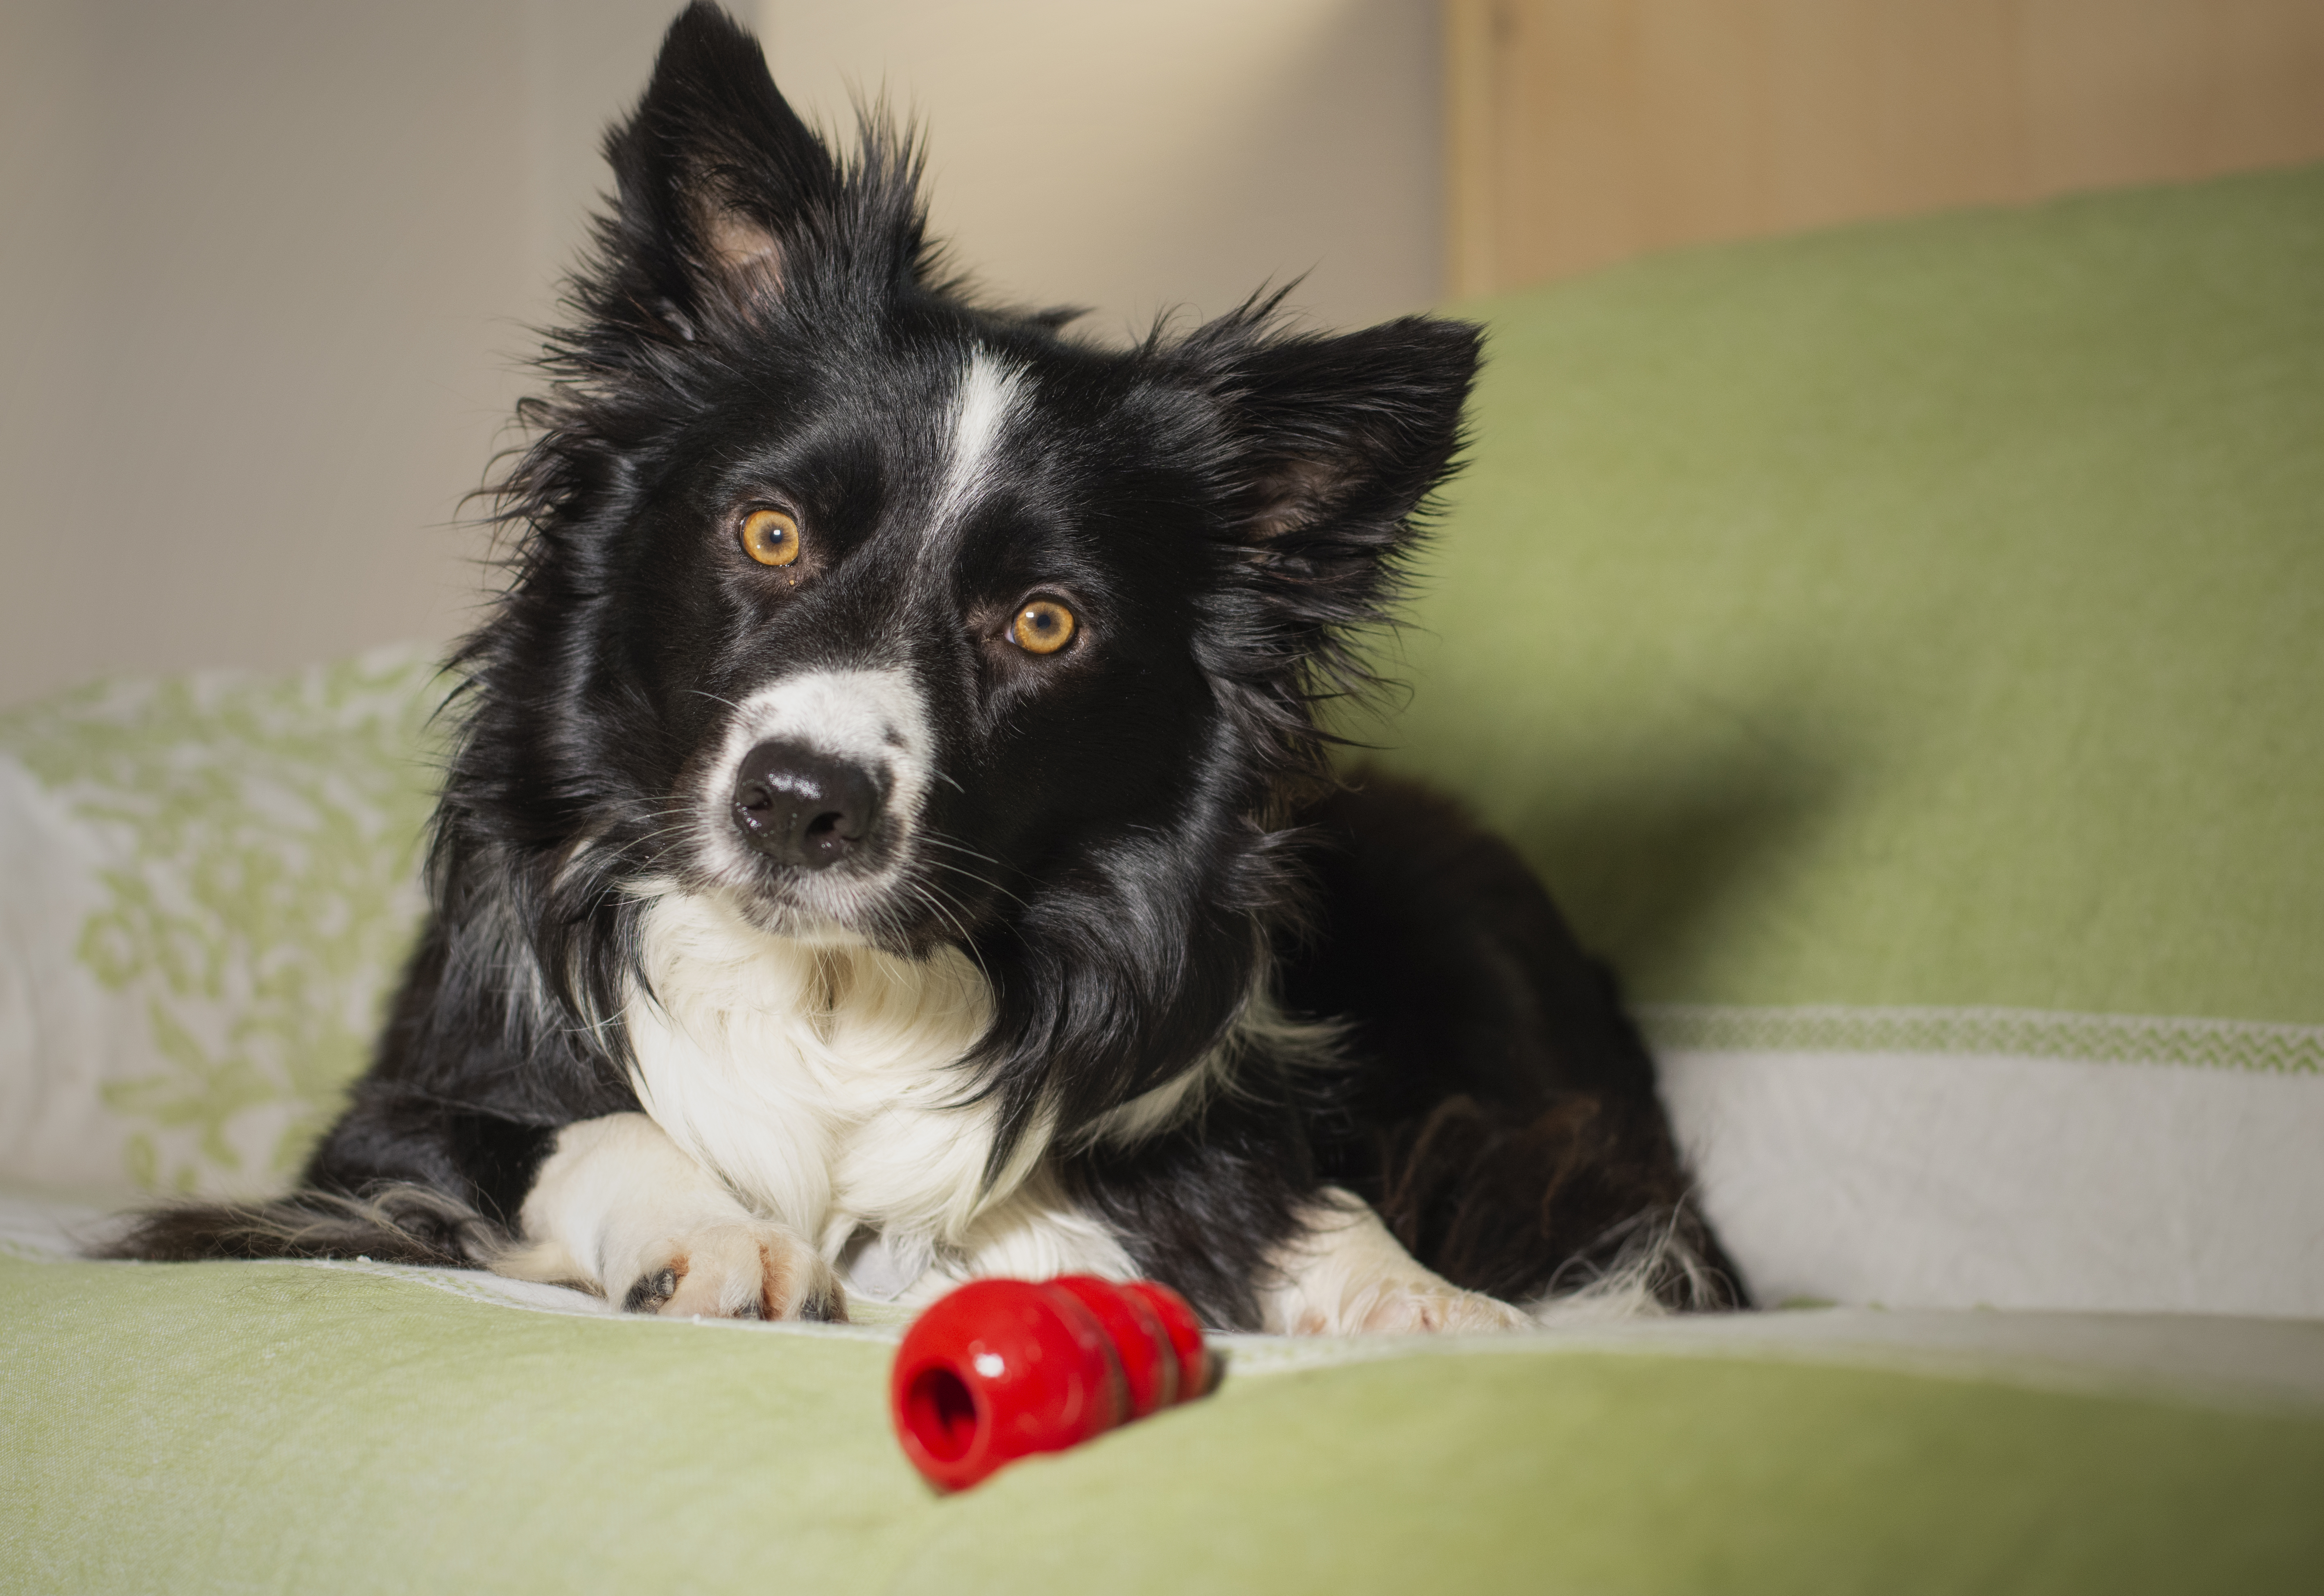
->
730, 740, 884, 869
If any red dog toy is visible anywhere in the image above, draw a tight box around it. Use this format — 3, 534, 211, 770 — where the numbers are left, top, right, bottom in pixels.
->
889, 1276, 1214, 1491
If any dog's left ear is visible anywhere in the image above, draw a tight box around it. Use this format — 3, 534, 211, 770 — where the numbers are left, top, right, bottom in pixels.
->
1219, 316, 1481, 594
604, 2, 840, 323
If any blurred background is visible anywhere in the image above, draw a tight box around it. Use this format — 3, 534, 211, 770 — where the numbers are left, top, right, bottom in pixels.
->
2, 0, 2319, 708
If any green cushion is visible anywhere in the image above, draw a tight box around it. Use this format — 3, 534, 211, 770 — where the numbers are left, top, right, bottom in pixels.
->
1380, 162, 2324, 1029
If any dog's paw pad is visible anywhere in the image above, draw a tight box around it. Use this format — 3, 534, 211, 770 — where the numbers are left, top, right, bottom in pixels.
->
620, 1222, 846, 1323
622, 1265, 681, 1314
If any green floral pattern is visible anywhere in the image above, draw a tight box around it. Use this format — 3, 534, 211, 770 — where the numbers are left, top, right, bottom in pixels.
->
0, 647, 445, 1193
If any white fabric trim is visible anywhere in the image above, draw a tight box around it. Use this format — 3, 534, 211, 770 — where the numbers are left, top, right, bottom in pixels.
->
1660, 1046, 2324, 1318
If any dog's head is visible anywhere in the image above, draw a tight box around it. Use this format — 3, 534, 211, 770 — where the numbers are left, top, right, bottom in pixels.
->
455, 2, 1477, 1138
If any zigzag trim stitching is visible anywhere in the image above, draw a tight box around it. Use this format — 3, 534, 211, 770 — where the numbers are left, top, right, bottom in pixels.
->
1636, 1003, 2324, 1075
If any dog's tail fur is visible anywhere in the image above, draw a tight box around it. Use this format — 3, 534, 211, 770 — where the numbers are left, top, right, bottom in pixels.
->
1524, 1205, 1734, 1326
94, 1185, 499, 1268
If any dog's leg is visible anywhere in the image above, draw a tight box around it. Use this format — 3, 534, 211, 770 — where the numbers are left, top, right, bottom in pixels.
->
1259, 1186, 1531, 1335
1283, 774, 1745, 1311
494, 1112, 844, 1321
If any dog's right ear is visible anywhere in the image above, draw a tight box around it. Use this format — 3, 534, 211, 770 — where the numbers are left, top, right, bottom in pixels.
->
601, 2, 838, 329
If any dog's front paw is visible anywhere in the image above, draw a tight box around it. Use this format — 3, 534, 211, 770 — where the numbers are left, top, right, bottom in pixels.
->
619, 1221, 845, 1323
1347, 1280, 1533, 1334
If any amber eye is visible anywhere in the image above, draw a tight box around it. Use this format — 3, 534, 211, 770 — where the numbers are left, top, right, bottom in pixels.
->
1011, 599, 1076, 655
740, 508, 800, 567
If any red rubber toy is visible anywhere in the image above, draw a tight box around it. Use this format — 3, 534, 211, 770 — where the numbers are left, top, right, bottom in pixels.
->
889, 1276, 1213, 1491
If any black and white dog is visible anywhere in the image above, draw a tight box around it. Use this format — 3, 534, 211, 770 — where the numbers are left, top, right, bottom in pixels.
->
114, 3, 1737, 1333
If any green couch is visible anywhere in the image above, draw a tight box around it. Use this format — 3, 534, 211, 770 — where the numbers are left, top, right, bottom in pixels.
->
6, 165, 2322, 1593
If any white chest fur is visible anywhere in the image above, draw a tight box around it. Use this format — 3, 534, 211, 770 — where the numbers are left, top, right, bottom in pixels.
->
622, 890, 1037, 1266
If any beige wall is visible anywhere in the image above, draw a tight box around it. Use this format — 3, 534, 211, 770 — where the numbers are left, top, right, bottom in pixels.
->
0, 0, 677, 707
759, 0, 1442, 336
0, 1, 1441, 707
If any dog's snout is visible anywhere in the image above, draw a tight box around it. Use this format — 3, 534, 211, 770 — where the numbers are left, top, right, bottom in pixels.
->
730, 740, 885, 870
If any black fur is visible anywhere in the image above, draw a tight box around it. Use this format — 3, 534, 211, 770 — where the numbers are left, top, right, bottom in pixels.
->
1284, 778, 1741, 1307
104, 3, 1738, 1326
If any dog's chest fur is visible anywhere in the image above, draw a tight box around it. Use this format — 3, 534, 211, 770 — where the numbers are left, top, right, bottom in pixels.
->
623, 890, 1029, 1265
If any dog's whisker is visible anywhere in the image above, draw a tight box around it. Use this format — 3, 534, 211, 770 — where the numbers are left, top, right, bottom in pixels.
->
911, 833, 1029, 908
893, 875, 996, 995
685, 688, 751, 718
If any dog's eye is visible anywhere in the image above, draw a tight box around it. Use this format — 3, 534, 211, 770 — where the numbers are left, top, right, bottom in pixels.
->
1010, 600, 1076, 655
740, 508, 801, 567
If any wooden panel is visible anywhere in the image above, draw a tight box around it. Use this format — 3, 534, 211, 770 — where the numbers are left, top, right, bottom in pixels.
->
1447, 0, 2324, 296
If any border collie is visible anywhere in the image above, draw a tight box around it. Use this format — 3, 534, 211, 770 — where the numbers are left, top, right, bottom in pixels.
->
111, 2, 1738, 1333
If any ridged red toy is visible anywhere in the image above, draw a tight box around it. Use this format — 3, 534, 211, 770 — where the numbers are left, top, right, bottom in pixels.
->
889, 1276, 1214, 1491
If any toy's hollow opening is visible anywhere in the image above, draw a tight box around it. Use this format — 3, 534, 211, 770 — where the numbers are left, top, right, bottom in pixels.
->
903, 1365, 980, 1462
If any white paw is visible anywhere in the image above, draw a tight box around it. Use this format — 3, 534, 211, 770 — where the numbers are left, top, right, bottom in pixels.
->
1344, 1280, 1534, 1335
1259, 1187, 1541, 1335
619, 1221, 846, 1322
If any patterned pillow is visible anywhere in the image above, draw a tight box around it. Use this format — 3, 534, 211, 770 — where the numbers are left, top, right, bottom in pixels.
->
0, 646, 443, 1199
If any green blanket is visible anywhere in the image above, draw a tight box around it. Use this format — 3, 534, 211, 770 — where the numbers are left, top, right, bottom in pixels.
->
7, 1246, 2321, 1594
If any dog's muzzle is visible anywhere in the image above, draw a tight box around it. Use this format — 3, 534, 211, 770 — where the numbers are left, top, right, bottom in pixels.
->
730, 740, 886, 870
